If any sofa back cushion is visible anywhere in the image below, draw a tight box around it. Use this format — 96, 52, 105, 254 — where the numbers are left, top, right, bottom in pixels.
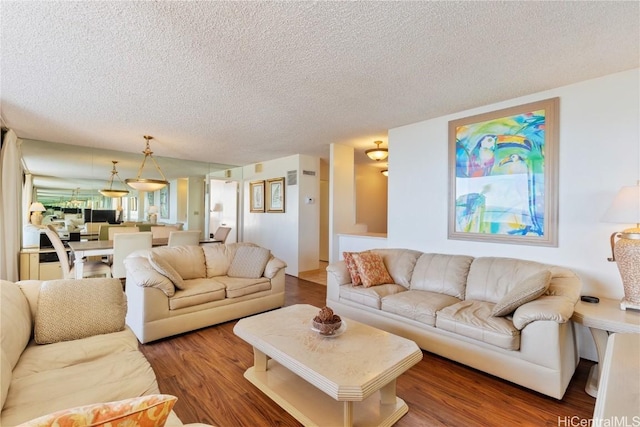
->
465, 257, 550, 303
34, 279, 127, 344
0, 280, 32, 409
203, 244, 236, 277
410, 254, 473, 299
151, 245, 206, 280
227, 246, 271, 279
371, 249, 422, 288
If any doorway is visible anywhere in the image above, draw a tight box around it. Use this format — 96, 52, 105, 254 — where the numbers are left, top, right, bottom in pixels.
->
210, 179, 238, 244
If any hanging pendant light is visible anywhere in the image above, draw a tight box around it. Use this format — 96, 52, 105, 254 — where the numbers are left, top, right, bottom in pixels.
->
100, 160, 130, 197
125, 135, 168, 192
366, 140, 388, 161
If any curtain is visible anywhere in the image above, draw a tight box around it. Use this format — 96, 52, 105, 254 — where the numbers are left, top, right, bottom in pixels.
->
0, 130, 23, 281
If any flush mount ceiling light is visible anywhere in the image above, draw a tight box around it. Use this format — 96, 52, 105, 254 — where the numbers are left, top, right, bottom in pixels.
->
99, 160, 130, 198
365, 140, 388, 161
125, 135, 168, 192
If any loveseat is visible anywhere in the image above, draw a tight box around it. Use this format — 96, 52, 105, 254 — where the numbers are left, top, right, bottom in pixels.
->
124, 242, 287, 344
0, 278, 208, 426
326, 249, 582, 399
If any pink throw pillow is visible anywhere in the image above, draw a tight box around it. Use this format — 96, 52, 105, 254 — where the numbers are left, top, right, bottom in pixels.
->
351, 252, 394, 288
343, 252, 363, 286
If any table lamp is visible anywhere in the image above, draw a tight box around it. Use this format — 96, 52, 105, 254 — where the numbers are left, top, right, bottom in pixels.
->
29, 202, 46, 225
602, 181, 640, 310
148, 205, 159, 224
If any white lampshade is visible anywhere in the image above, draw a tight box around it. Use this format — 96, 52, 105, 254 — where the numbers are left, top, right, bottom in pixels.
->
29, 202, 45, 212
602, 183, 640, 227
148, 205, 159, 214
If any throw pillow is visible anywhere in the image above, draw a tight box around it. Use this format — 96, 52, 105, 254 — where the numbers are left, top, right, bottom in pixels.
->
19, 394, 177, 427
149, 253, 185, 290
492, 270, 552, 317
351, 252, 394, 288
227, 246, 271, 278
343, 252, 363, 286
34, 279, 126, 345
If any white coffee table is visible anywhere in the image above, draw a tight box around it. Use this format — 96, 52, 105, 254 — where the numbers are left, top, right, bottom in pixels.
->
233, 304, 423, 427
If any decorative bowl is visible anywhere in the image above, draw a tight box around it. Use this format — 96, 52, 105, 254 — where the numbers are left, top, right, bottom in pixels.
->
311, 319, 342, 335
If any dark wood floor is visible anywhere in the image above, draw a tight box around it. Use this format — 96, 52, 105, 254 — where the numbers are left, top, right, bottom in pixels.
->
140, 275, 596, 427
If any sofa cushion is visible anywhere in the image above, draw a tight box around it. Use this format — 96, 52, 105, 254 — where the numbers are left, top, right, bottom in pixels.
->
124, 256, 176, 297
19, 394, 177, 427
34, 279, 126, 345
227, 246, 271, 279
203, 243, 235, 277
13, 329, 138, 379
149, 253, 185, 290
215, 276, 271, 298
381, 291, 462, 326
339, 283, 406, 309
343, 252, 364, 285
1, 350, 158, 426
371, 249, 422, 288
351, 252, 394, 288
436, 300, 520, 350
492, 270, 552, 316
465, 257, 550, 303
152, 245, 206, 280
410, 253, 473, 299
168, 279, 226, 310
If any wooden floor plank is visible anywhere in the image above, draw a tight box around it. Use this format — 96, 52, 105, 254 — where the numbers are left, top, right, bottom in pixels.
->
140, 275, 595, 426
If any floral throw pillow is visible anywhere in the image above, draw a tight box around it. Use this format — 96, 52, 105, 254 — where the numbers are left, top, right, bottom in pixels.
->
19, 394, 177, 427
351, 252, 394, 288
343, 252, 363, 286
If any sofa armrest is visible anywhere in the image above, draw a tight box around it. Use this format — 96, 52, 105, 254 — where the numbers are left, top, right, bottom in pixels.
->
264, 256, 287, 279
512, 295, 576, 330
327, 261, 350, 285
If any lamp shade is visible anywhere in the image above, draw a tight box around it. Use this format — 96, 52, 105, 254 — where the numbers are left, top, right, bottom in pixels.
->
148, 205, 159, 214
29, 202, 45, 212
602, 183, 640, 226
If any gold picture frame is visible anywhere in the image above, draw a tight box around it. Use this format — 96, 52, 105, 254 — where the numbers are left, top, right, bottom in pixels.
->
266, 177, 285, 213
249, 180, 265, 213
448, 97, 559, 247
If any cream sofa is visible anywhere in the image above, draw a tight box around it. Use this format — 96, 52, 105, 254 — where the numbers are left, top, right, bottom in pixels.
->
0, 278, 208, 426
124, 242, 287, 344
326, 249, 582, 399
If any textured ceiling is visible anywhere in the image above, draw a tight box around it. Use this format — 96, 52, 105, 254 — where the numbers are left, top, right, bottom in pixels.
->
2, 1, 639, 170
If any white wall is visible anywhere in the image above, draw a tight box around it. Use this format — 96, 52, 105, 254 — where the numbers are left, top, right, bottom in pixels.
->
329, 144, 356, 263
388, 69, 639, 359
242, 154, 320, 275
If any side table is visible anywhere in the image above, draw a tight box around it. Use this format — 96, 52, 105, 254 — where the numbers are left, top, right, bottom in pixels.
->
571, 297, 640, 397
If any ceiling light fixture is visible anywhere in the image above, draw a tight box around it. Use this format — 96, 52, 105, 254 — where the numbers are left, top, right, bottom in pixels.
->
381, 169, 388, 177
99, 160, 130, 198
125, 135, 168, 192
366, 140, 388, 161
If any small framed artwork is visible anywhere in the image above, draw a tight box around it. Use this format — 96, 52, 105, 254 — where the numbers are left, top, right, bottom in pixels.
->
266, 177, 285, 213
448, 97, 559, 247
159, 185, 170, 219
250, 180, 265, 213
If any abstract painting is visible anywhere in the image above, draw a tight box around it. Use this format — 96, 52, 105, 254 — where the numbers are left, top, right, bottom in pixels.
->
448, 97, 559, 246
